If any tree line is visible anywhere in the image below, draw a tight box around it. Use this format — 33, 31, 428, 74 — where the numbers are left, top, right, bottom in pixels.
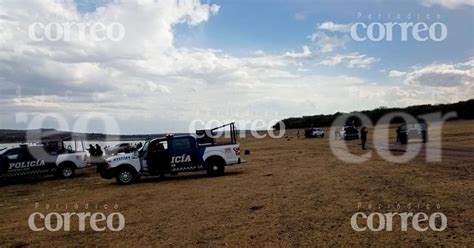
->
273, 99, 474, 130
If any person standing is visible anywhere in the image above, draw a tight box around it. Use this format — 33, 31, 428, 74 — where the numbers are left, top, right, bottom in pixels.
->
88, 144, 96, 156
360, 127, 368, 150
95, 144, 103, 156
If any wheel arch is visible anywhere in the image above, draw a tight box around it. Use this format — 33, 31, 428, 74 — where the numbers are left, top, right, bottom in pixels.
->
58, 160, 77, 169
205, 155, 226, 166
115, 163, 139, 173
203, 150, 226, 163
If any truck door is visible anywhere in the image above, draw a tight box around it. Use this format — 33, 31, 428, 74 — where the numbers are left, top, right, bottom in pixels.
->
145, 140, 170, 173
0, 148, 22, 175
169, 137, 196, 170
2, 147, 39, 175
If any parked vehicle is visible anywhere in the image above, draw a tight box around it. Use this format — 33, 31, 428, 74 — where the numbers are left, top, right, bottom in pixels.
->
105, 143, 133, 155
0, 136, 87, 179
304, 128, 325, 138
398, 123, 428, 144
97, 123, 245, 185
336, 126, 359, 140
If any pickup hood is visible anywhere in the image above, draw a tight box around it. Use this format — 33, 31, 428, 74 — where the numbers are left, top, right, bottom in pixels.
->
106, 152, 138, 164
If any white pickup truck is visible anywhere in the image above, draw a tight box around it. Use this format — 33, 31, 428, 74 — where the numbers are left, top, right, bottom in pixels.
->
304, 127, 325, 138
97, 123, 245, 185
0, 137, 87, 179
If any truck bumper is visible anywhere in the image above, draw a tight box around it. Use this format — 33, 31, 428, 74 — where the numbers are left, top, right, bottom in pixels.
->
96, 164, 115, 179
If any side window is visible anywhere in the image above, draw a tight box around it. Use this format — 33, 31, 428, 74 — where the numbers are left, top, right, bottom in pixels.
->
171, 138, 194, 152
149, 140, 168, 153
141, 141, 149, 152
159, 141, 168, 150
4, 148, 22, 160
27, 146, 48, 160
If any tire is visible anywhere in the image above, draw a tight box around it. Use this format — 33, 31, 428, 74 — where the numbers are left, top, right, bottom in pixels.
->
206, 157, 225, 177
57, 163, 76, 178
115, 166, 138, 185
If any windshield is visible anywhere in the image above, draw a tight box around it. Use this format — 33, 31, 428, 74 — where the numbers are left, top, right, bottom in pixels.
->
140, 141, 149, 153
0, 147, 8, 155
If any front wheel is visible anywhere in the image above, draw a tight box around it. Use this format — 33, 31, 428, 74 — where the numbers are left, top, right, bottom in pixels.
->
115, 167, 138, 185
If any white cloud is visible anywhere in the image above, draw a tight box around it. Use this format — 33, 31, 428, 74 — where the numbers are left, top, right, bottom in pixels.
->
283, 46, 312, 59
420, 0, 474, 9
404, 62, 473, 87
0, 0, 471, 133
389, 70, 407, 77
320, 53, 380, 68
210, 4, 220, 15
0, 0, 325, 132
460, 58, 474, 67
317, 21, 352, 33
308, 31, 349, 53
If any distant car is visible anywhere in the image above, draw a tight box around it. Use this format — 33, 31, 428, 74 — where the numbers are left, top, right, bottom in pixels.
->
105, 143, 132, 155
398, 123, 428, 144
336, 126, 359, 140
304, 128, 325, 138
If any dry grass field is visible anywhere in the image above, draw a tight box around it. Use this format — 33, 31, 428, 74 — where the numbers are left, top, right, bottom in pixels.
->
0, 120, 473, 247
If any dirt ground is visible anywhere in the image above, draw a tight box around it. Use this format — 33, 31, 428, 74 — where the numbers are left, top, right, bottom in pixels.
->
0, 120, 473, 247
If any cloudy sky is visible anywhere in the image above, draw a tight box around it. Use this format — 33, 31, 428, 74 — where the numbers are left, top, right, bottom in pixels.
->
0, 0, 472, 134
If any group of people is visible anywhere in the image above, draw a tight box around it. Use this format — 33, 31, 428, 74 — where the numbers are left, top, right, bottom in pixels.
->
88, 144, 103, 157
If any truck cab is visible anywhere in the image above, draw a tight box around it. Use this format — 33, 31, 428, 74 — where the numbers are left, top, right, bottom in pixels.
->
98, 123, 244, 185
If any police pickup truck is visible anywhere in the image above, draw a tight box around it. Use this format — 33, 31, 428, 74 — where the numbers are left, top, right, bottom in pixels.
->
397, 123, 428, 144
336, 126, 359, 140
0, 137, 87, 179
97, 123, 244, 185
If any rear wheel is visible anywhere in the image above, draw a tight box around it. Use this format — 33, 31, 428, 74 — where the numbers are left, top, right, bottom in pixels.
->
57, 163, 76, 178
115, 167, 138, 185
206, 157, 225, 177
